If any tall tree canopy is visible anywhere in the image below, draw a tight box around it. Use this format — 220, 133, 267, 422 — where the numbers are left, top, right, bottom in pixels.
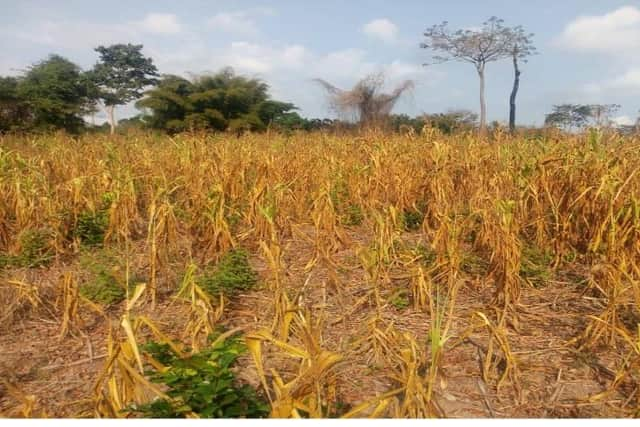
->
0, 76, 31, 132
421, 17, 514, 134
90, 43, 159, 134
17, 54, 96, 133
136, 68, 296, 134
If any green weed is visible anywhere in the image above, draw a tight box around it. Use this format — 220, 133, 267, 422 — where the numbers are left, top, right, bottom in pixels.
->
401, 208, 424, 231
342, 204, 364, 226
75, 209, 109, 246
0, 228, 54, 268
129, 332, 269, 418
79, 270, 125, 305
520, 244, 553, 287
198, 248, 258, 297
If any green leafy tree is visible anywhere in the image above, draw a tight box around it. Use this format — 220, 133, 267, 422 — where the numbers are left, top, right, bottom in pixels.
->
17, 55, 96, 133
136, 68, 297, 134
257, 100, 297, 127
90, 44, 159, 134
272, 111, 312, 132
0, 76, 31, 132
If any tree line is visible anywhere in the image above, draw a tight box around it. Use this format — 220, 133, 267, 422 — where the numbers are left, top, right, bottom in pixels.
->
0, 44, 305, 135
1, 15, 638, 135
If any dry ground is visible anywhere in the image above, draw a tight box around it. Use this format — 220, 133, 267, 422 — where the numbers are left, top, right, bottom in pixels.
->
0, 226, 635, 418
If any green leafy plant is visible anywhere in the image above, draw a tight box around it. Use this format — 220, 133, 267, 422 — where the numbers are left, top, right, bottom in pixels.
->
79, 270, 125, 305
75, 209, 109, 246
1, 228, 54, 268
329, 178, 363, 226
520, 244, 553, 287
401, 208, 425, 231
75, 193, 113, 246
129, 333, 269, 418
342, 204, 364, 226
77, 247, 137, 305
414, 243, 437, 267
389, 289, 410, 310
198, 248, 258, 297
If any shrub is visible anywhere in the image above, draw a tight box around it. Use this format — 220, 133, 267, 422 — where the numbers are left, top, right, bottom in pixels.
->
129, 333, 269, 418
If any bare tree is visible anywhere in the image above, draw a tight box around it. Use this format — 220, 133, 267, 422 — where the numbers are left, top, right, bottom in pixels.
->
505, 26, 536, 133
421, 17, 513, 134
314, 73, 414, 128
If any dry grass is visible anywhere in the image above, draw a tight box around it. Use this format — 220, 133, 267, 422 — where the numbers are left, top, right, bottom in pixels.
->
0, 128, 639, 418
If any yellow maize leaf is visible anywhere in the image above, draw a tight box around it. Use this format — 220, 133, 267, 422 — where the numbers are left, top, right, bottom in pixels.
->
245, 335, 272, 403
245, 330, 310, 359
341, 388, 404, 418
126, 283, 147, 311
120, 315, 143, 373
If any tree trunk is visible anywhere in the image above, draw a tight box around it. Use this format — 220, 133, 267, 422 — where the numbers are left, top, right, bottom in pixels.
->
107, 105, 116, 135
478, 64, 487, 135
509, 54, 521, 133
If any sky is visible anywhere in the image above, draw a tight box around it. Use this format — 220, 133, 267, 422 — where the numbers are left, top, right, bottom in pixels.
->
1, 0, 639, 126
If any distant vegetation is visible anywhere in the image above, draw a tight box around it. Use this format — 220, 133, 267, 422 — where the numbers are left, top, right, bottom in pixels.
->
136, 68, 299, 134
1, 16, 637, 136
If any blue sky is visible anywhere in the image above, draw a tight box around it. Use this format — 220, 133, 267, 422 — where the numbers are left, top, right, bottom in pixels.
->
1, 0, 639, 126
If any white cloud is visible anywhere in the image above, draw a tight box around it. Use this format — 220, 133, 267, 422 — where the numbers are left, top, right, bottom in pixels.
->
362, 18, 398, 42
281, 45, 309, 68
137, 13, 182, 34
224, 42, 273, 73
315, 48, 374, 79
556, 6, 640, 55
610, 68, 640, 90
612, 115, 635, 126
5, 13, 183, 51
10, 20, 143, 52
384, 60, 424, 79
584, 67, 640, 95
207, 8, 274, 36
212, 42, 310, 74
208, 12, 259, 36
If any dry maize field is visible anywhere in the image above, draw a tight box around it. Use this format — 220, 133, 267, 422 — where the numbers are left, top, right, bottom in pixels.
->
0, 129, 639, 418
